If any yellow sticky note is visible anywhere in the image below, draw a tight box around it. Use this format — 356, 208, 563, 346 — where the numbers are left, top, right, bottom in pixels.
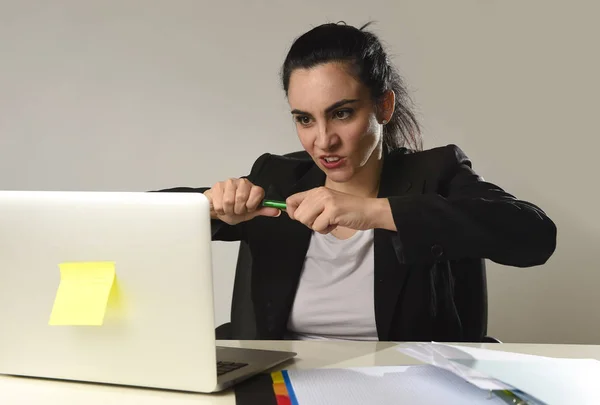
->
49, 262, 116, 326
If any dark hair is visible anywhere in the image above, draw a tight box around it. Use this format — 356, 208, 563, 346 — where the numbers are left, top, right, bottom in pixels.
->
281, 22, 422, 152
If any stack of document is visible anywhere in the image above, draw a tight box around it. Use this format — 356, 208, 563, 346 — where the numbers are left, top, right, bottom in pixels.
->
275, 365, 507, 405
272, 343, 600, 405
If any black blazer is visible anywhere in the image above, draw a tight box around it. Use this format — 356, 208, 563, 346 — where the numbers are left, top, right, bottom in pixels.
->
161, 144, 556, 342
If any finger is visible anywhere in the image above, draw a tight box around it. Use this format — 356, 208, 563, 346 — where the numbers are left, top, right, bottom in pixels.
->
293, 203, 323, 230
312, 212, 335, 234
234, 179, 252, 215
222, 179, 237, 215
203, 188, 213, 207
286, 202, 296, 220
286, 191, 308, 220
286, 203, 296, 220
203, 189, 217, 217
286, 191, 308, 207
249, 207, 281, 219
246, 185, 265, 212
211, 183, 225, 216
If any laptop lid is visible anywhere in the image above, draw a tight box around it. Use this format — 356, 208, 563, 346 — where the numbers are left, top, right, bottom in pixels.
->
0, 190, 220, 392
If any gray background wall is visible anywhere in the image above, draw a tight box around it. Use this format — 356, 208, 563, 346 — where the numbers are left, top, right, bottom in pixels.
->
1, 0, 598, 343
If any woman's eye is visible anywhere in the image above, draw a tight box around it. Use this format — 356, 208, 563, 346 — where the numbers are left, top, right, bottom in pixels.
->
295, 116, 312, 125
334, 109, 352, 120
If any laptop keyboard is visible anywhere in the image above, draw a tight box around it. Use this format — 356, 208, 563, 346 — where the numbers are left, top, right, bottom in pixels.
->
217, 360, 248, 376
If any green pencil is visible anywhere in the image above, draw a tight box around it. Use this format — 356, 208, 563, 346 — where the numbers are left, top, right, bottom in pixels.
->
262, 200, 287, 210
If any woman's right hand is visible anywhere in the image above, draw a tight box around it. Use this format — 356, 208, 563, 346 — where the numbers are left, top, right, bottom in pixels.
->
204, 178, 281, 225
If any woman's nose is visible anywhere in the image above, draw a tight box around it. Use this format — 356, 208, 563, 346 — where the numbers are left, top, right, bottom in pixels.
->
315, 122, 339, 151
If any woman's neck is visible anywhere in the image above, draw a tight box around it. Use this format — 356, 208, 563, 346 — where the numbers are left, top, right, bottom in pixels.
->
325, 145, 384, 198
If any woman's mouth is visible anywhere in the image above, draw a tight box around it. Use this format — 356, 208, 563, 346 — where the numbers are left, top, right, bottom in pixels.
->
320, 156, 345, 169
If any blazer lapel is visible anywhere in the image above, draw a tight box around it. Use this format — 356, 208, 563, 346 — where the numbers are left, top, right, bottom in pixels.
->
374, 149, 426, 339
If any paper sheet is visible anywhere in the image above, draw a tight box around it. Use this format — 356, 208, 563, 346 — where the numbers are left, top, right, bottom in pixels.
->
284, 365, 506, 405
443, 344, 554, 361
400, 343, 600, 405
397, 342, 513, 390
48, 262, 116, 326
452, 357, 600, 405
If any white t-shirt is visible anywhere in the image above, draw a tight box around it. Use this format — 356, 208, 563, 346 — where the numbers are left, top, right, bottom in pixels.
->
286, 229, 378, 341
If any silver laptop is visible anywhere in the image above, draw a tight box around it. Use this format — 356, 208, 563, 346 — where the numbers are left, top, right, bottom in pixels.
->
0, 190, 296, 393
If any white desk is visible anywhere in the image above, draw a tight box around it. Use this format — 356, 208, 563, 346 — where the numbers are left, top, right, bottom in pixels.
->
2, 340, 599, 404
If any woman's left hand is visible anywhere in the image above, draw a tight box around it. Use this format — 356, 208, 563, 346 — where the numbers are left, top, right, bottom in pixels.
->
286, 187, 393, 234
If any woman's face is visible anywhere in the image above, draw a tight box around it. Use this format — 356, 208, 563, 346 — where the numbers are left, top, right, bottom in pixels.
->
287, 62, 387, 184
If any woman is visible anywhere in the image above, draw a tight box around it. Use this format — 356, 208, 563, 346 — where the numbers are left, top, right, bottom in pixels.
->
162, 22, 556, 342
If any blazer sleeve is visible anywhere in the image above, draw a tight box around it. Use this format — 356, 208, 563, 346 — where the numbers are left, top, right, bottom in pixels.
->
154, 152, 272, 242
388, 145, 557, 267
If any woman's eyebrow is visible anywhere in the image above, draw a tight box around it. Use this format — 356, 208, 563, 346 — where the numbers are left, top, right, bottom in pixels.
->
290, 98, 359, 116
